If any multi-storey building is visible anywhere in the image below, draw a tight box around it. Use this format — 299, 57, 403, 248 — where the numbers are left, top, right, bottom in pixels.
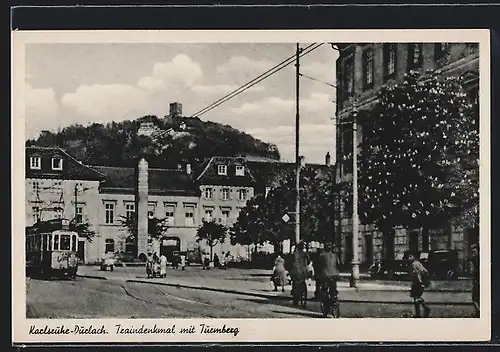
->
334, 43, 479, 272
25, 147, 105, 262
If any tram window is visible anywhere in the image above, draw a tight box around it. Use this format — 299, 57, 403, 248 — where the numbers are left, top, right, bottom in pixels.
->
72, 235, 77, 252
54, 235, 60, 251
48, 234, 52, 251
60, 235, 71, 250
35, 234, 41, 251
26, 236, 31, 252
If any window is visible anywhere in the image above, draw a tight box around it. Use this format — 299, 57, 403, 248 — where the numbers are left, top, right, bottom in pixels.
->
148, 202, 156, 219
204, 187, 213, 199
235, 165, 245, 176
343, 55, 355, 99
32, 181, 40, 192
32, 206, 40, 223
185, 207, 195, 226
221, 188, 230, 200
105, 239, 115, 253
435, 43, 450, 61
104, 202, 115, 224
165, 205, 175, 226
362, 49, 374, 89
383, 44, 397, 80
218, 164, 227, 175
72, 235, 77, 252
53, 234, 60, 250
125, 203, 135, 220
221, 209, 230, 226
125, 235, 136, 254
60, 235, 71, 250
204, 209, 213, 222
52, 157, 63, 171
47, 234, 52, 251
407, 43, 423, 69
75, 206, 83, 224
30, 156, 41, 170
238, 189, 247, 201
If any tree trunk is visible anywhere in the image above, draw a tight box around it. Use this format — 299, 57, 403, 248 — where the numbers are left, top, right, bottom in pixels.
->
210, 245, 213, 262
422, 226, 430, 252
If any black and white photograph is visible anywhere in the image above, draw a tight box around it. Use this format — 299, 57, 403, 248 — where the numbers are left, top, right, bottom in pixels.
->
12, 30, 490, 343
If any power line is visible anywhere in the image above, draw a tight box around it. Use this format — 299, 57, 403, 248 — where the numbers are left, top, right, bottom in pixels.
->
190, 43, 324, 118
299, 72, 336, 88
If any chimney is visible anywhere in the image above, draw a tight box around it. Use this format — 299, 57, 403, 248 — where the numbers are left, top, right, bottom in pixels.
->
325, 152, 331, 166
135, 158, 149, 259
186, 163, 192, 175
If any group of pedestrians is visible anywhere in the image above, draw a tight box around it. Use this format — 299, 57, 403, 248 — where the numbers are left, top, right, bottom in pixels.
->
271, 241, 340, 300
147, 251, 187, 277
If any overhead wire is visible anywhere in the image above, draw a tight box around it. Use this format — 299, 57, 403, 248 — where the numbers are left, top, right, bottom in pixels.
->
189, 43, 324, 118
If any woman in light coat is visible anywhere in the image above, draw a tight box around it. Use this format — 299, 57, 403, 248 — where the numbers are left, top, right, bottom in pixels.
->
159, 254, 167, 278
273, 254, 287, 292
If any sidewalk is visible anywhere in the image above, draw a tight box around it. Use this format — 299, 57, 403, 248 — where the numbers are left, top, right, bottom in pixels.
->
78, 265, 473, 305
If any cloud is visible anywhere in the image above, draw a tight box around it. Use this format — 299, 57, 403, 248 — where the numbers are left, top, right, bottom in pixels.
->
216, 56, 274, 75
138, 54, 203, 91
191, 84, 265, 95
229, 92, 333, 127
247, 124, 334, 163
301, 61, 335, 85
61, 84, 150, 121
25, 84, 59, 138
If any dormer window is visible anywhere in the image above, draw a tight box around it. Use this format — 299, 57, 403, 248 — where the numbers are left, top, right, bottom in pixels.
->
217, 165, 227, 176
30, 156, 41, 170
52, 157, 63, 171
235, 165, 245, 176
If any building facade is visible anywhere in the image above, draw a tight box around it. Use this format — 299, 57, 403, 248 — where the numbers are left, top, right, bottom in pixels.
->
334, 43, 479, 273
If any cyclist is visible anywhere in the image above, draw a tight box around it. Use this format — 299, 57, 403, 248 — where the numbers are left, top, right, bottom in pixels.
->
316, 242, 340, 300
290, 241, 310, 298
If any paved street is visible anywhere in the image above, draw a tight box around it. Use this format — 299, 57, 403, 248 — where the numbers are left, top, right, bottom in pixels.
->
25, 265, 477, 319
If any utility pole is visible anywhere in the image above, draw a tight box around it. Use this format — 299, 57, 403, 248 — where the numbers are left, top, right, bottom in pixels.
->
74, 184, 78, 223
295, 43, 301, 246
350, 101, 360, 288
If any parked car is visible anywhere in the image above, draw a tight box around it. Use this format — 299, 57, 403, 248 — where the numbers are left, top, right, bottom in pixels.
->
368, 251, 416, 279
420, 250, 459, 280
100, 255, 115, 271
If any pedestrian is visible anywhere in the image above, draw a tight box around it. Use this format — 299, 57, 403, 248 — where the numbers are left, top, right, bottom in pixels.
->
273, 254, 287, 292
408, 253, 431, 318
312, 248, 323, 299
214, 253, 220, 268
159, 253, 167, 278
470, 243, 480, 317
290, 241, 310, 297
172, 253, 179, 269
219, 251, 226, 269
316, 242, 340, 300
180, 251, 186, 270
146, 252, 154, 278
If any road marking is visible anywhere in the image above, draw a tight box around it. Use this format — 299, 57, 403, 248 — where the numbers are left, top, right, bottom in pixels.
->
155, 287, 211, 306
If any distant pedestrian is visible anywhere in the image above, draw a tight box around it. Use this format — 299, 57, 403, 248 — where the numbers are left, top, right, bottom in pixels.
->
219, 252, 227, 269
214, 253, 220, 268
272, 254, 287, 292
180, 252, 186, 270
159, 253, 167, 278
470, 243, 480, 317
408, 254, 431, 318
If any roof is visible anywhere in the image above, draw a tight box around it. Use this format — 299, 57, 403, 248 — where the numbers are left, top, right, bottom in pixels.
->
194, 156, 256, 187
92, 165, 199, 196
26, 147, 106, 181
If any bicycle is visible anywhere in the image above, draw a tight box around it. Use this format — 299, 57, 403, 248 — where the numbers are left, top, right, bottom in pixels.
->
319, 280, 340, 318
292, 280, 307, 308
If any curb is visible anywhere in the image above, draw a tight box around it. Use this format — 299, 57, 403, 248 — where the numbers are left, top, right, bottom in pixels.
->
76, 274, 107, 280
126, 279, 473, 306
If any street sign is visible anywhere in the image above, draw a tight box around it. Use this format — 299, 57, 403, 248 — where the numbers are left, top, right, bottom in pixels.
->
282, 213, 290, 223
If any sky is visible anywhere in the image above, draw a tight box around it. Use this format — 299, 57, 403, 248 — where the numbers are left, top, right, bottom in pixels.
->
25, 43, 339, 164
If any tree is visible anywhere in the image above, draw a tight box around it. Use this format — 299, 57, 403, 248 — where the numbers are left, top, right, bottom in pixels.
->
69, 220, 96, 243
196, 221, 227, 260
119, 215, 171, 250
358, 70, 479, 254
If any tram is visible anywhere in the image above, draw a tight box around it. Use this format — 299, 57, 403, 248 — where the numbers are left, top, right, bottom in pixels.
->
26, 218, 79, 279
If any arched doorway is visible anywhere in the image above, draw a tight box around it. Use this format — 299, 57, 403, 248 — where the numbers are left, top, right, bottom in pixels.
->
160, 236, 181, 263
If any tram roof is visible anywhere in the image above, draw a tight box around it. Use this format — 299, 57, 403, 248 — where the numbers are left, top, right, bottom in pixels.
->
26, 218, 74, 234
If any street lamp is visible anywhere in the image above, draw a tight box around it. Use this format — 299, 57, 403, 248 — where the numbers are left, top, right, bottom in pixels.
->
350, 100, 360, 288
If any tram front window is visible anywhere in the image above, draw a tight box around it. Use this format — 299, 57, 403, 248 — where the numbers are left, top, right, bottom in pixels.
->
54, 235, 60, 250
60, 235, 71, 250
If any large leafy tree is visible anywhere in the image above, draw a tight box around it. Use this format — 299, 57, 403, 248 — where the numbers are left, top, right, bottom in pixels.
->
119, 215, 171, 249
230, 166, 336, 252
358, 70, 479, 253
196, 221, 227, 260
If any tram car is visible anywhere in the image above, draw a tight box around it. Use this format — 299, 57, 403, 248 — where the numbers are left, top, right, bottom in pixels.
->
26, 218, 79, 279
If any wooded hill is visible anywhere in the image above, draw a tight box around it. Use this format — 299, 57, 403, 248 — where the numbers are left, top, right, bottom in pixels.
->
26, 115, 281, 169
